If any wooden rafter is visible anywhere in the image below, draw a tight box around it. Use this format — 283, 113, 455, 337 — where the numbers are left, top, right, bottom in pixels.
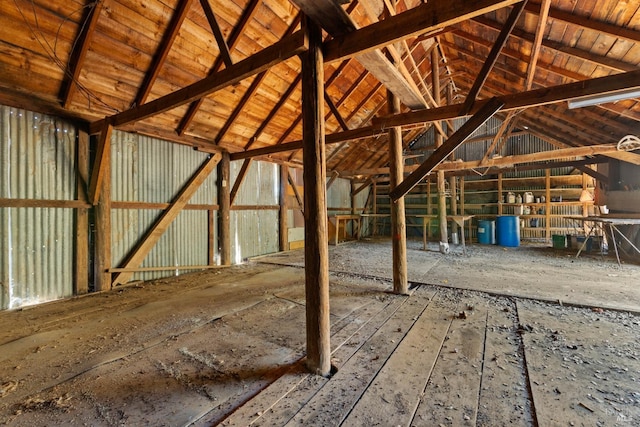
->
323, 0, 522, 63
214, 14, 302, 145
199, 0, 233, 68
112, 152, 222, 286
60, 0, 105, 108
524, 0, 550, 91
89, 31, 308, 133
134, 0, 194, 107
325, 90, 350, 131
461, 0, 527, 115
389, 97, 504, 200
176, 0, 261, 135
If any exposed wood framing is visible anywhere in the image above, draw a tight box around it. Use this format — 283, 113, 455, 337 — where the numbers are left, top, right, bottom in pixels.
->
199, 0, 233, 68
218, 152, 231, 266
177, 0, 261, 135
301, 15, 331, 377
279, 164, 289, 251
90, 31, 308, 134
433, 47, 449, 251
576, 165, 609, 187
88, 123, 113, 205
480, 110, 517, 165
60, 0, 105, 108
95, 130, 112, 292
389, 97, 504, 201
74, 129, 90, 295
524, 0, 550, 91
326, 170, 340, 190
288, 169, 304, 216
461, 0, 527, 115
229, 158, 253, 205
388, 89, 408, 294
134, 0, 194, 107
112, 153, 222, 286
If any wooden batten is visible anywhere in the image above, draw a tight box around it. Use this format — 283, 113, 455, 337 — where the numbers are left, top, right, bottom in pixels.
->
279, 164, 289, 252
218, 152, 231, 266
74, 130, 90, 295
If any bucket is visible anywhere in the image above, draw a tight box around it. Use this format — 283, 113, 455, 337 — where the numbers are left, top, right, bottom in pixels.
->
496, 216, 520, 247
552, 234, 566, 249
477, 220, 495, 244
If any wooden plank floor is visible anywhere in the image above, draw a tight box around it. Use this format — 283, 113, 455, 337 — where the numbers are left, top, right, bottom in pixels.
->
1, 243, 639, 426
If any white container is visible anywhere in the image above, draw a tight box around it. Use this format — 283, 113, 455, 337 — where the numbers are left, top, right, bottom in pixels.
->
515, 205, 524, 215
507, 192, 516, 204
524, 192, 534, 203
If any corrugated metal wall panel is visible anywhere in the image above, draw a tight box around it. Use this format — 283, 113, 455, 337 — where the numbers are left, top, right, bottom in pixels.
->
110, 133, 216, 282
231, 210, 279, 263
0, 106, 76, 309
232, 160, 278, 206
327, 177, 351, 212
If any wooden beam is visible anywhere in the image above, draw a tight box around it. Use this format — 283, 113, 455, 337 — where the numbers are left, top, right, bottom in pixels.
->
94, 128, 112, 292
279, 165, 289, 251
352, 177, 373, 196
218, 152, 231, 266
461, 0, 527, 114
177, 0, 260, 135
88, 123, 113, 205
524, 0, 550, 90
524, 1, 640, 44
291, 0, 427, 109
323, 0, 522, 63
301, 15, 331, 377
576, 165, 609, 187
325, 90, 350, 131
134, 0, 194, 107
479, 110, 517, 165
74, 129, 90, 295
326, 170, 340, 190
388, 89, 408, 294
288, 169, 304, 215
389, 97, 504, 201
112, 153, 222, 285
60, 0, 105, 108
229, 158, 252, 205
199, 0, 233, 68
374, 70, 640, 129
90, 31, 308, 134
433, 47, 449, 252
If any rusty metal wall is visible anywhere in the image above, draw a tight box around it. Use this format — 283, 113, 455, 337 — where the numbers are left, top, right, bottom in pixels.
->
0, 106, 77, 309
110, 131, 217, 282
230, 160, 279, 262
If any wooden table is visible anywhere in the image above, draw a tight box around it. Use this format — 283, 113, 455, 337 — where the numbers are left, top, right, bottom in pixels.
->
409, 215, 437, 250
565, 215, 640, 266
329, 214, 361, 245
408, 215, 474, 253
359, 214, 390, 236
448, 215, 475, 255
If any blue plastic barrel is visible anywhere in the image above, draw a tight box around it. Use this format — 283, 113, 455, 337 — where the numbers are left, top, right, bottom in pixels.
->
477, 220, 495, 244
496, 215, 520, 247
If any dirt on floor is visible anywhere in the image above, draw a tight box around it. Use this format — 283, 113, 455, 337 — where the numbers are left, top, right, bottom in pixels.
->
0, 239, 638, 426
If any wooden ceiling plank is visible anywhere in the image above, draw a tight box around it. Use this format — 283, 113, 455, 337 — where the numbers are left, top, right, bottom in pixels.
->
60, 0, 105, 109
199, 0, 233, 68
176, 0, 261, 135
214, 13, 302, 146
474, 16, 637, 72
389, 97, 504, 201
112, 152, 222, 286
134, 0, 194, 107
323, 0, 522, 63
525, 0, 551, 91
461, 1, 528, 115
244, 74, 302, 150
524, 2, 640, 44
90, 31, 308, 134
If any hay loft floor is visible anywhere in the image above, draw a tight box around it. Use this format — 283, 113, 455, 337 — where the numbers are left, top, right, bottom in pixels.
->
0, 240, 639, 426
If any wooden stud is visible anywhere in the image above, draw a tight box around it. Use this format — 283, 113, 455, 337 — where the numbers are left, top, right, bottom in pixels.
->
388, 89, 408, 294
112, 153, 223, 285
218, 152, 231, 266
433, 47, 449, 252
279, 164, 289, 252
74, 129, 89, 295
498, 172, 503, 216
208, 208, 215, 265
301, 15, 331, 377
88, 123, 113, 205
94, 134, 112, 292
288, 169, 305, 216
326, 170, 340, 190
545, 168, 551, 243
229, 158, 252, 206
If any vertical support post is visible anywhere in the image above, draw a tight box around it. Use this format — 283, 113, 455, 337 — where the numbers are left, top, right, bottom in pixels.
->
279, 164, 289, 251
218, 152, 231, 265
208, 209, 216, 265
432, 47, 449, 253
498, 172, 503, 216
74, 129, 89, 295
388, 90, 408, 295
302, 15, 331, 377
94, 130, 112, 291
447, 85, 458, 240
372, 180, 378, 236
351, 180, 356, 215
545, 168, 551, 243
